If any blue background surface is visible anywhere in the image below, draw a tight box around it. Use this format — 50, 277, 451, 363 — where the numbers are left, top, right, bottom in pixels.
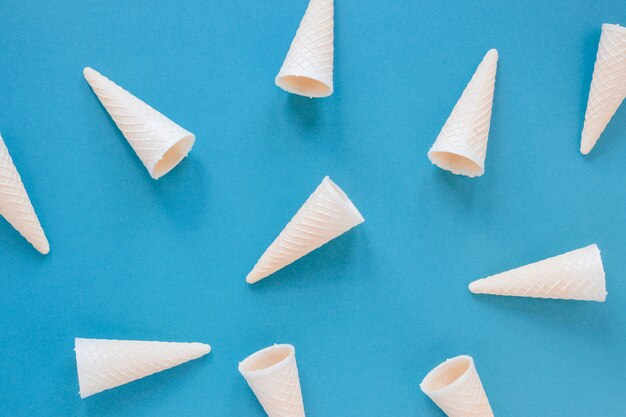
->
0, 1, 624, 416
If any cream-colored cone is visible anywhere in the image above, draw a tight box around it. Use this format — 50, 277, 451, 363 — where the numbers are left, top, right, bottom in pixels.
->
420, 355, 493, 417
275, 0, 334, 98
469, 244, 607, 301
239, 344, 305, 417
83, 67, 195, 179
0, 134, 49, 254
580, 24, 626, 154
75, 338, 211, 398
246, 176, 364, 284
428, 49, 498, 177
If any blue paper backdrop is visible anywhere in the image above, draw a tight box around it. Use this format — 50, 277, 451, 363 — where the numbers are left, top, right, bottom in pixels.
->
0, 1, 624, 416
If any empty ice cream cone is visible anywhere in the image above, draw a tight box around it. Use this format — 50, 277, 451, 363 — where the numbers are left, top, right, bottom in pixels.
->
276, 0, 334, 98
83, 67, 195, 179
580, 24, 626, 154
420, 355, 493, 417
239, 344, 305, 417
469, 244, 607, 301
75, 338, 211, 398
428, 49, 498, 177
246, 176, 364, 284
0, 134, 49, 254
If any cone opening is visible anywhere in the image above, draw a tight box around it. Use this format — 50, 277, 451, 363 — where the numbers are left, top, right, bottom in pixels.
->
276, 75, 332, 98
152, 134, 195, 179
323, 177, 364, 222
428, 151, 483, 177
421, 356, 473, 393
239, 344, 294, 374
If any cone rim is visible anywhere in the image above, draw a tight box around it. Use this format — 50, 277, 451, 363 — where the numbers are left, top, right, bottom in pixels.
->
239, 344, 295, 377
322, 176, 365, 223
276, 74, 333, 98
150, 133, 195, 179
74, 338, 91, 398
420, 355, 476, 395
428, 150, 484, 177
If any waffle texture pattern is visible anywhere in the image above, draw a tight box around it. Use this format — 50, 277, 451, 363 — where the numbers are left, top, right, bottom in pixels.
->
75, 338, 210, 398
469, 244, 607, 301
246, 176, 364, 283
276, 0, 334, 97
239, 345, 305, 417
83, 67, 195, 178
581, 24, 626, 154
0, 134, 49, 254
428, 49, 498, 177
420, 356, 494, 417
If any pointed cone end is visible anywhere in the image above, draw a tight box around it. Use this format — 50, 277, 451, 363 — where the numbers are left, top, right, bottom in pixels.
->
35, 238, 50, 255
486, 48, 498, 60
83, 67, 96, 79
468, 279, 485, 294
580, 135, 594, 155
195, 343, 212, 356
246, 272, 261, 284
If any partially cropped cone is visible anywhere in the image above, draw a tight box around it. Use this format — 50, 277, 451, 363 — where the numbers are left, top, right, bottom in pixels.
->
83, 67, 195, 179
275, 0, 334, 98
246, 176, 364, 284
75, 338, 211, 398
469, 244, 607, 301
580, 24, 626, 154
0, 134, 49, 254
239, 344, 305, 417
420, 355, 493, 417
428, 49, 498, 177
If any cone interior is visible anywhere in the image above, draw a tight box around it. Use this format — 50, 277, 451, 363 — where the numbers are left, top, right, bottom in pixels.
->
421, 356, 471, 393
276, 75, 331, 98
152, 135, 195, 178
429, 151, 483, 177
240, 345, 293, 374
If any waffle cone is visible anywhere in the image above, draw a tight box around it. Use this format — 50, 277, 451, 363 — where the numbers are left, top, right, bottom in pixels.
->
75, 338, 210, 398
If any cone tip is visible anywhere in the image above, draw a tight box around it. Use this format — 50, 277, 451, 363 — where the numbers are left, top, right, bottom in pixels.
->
487, 48, 498, 59
580, 135, 594, 155
196, 343, 212, 356
246, 271, 260, 284
36, 238, 50, 255
83, 67, 96, 78
468, 279, 484, 294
